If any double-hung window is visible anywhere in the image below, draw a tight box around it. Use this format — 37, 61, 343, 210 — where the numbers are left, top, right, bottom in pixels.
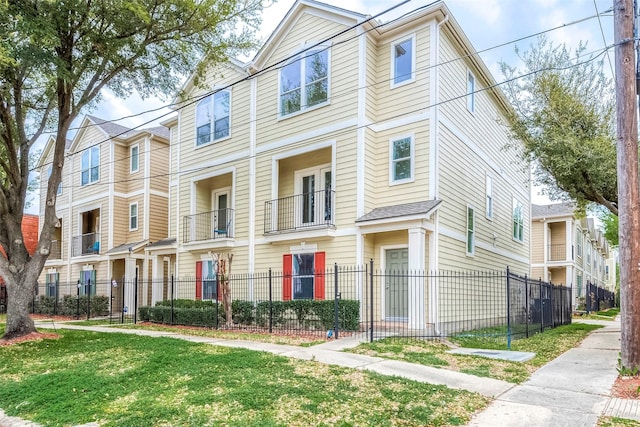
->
512, 198, 524, 242
196, 90, 230, 146
280, 48, 329, 116
130, 144, 139, 173
485, 175, 493, 218
129, 202, 138, 231
467, 71, 475, 112
392, 36, 414, 86
390, 136, 413, 183
467, 206, 475, 255
81, 147, 100, 186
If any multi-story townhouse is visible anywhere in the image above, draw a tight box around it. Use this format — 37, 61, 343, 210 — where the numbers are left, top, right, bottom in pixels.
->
530, 202, 611, 307
36, 115, 170, 308
152, 0, 531, 328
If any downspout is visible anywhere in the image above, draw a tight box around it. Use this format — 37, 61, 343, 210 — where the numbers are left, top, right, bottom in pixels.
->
429, 13, 448, 335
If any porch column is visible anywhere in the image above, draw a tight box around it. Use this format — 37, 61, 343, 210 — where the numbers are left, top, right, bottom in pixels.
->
151, 255, 163, 305
408, 227, 426, 330
566, 220, 573, 261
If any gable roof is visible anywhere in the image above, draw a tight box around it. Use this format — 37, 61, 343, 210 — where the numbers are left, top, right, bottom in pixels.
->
531, 202, 577, 219
356, 200, 442, 223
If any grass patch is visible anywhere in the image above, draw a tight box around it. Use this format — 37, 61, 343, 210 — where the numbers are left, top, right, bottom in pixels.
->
348, 323, 602, 384
598, 417, 640, 426
0, 327, 487, 426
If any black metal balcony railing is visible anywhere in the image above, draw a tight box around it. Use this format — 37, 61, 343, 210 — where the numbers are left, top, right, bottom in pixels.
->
264, 189, 335, 234
183, 209, 234, 243
49, 239, 62, 259
72, 232, 100, 257
548, 244, 568, 261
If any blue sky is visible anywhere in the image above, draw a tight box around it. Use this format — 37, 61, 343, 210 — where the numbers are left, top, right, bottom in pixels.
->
29, 0, 615, 212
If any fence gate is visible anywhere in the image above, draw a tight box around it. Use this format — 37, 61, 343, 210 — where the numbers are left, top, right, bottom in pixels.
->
109, 277, 138, 324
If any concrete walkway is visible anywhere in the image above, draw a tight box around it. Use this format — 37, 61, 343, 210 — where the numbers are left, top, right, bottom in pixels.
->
5, 317, 634, 427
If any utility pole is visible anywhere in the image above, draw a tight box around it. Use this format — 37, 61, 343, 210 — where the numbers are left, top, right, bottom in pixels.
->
615, 0, 640, 370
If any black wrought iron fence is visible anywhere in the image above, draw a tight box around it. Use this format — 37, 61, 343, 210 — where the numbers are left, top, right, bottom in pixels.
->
585, 281, 615, 313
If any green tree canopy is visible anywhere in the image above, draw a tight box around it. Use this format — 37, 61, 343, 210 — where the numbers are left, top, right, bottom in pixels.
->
0, 0, 266, 339
500, 36, 618, 215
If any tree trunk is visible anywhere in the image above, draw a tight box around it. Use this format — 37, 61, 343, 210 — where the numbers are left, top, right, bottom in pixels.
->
3, 275, 36, 339
614, 0, 640, 370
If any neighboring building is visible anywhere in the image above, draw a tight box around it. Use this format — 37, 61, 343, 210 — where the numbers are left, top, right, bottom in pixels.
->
36, 115, 170, 307
530, 202, 611, 307
155, 0, 530, 329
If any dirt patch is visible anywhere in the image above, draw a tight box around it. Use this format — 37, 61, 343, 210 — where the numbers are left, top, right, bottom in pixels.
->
0, 331, 60, 346
611, 376, 640, 400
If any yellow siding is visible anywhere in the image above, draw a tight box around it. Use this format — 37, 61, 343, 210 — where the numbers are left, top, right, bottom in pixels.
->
531, 222, 545, 263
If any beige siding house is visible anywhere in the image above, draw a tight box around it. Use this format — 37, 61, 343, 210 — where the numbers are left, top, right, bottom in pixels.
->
158, 0, 531, 328
530, 202, 612, 307
37, 115, 170, 306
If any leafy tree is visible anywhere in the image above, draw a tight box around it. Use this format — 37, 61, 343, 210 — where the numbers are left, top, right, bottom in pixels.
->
0, 0, 266, 340
599, 209, 619, 248
500, 36, 618, 215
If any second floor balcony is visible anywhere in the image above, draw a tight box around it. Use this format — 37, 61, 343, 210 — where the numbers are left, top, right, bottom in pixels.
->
183, 209, 234, 244
264, 189, 335, 234
72, 232, 100, 257
548, 243, 573, 262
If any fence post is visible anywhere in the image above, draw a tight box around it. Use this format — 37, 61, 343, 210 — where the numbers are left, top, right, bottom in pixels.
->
133, 272, 138, 324
506, 266, 512, 350
87, 279, 91, 320
268, 268, 273, 334
334, 263, 339, 340
121, 278, 126, 323
539, 278, 543, 333
171, 275, 175, 325
76, 280, 81, 319
54, 283, 58, 315
109, 279, 113, 324
369, 259, 374, 343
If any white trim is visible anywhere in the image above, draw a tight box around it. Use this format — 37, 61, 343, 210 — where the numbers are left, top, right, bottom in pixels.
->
194, 89, 232, 148
143, 136, 151, 240
249, 78, 257, 273
390, 33, 416, 88
130, 144, 140, 174
466, 205, 475, 256
112, 189, 169, 199
367, 111, 427, 133
466, 69, 476, 113
257, 121, 352, 155
289, 242, 318, 254
277, 42, 331, 119
178, 150, 249, 175
439, 226, 529, 265
429, 19, 438, 200
389, 133, 415, 185
129, 202, 139, 231
485, 173, 493, 220
357, 27, 366, 219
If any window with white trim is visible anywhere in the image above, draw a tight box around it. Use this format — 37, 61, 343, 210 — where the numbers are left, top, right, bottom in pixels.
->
390, 136, 413, 183
467, 71, 475, 112
196, 90, 230, 145
130, 144, 139, 173
392, 36, 414, 86
467, 206, 475, 255
81, 147, 100, 186
129, 202, 138, 231
280, 48, 329, 116
576, 231, 583, 257
512, 198, 524, 242
485, 175, 493, 218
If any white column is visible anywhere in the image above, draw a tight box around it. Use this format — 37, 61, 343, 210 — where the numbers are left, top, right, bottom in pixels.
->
151, 255, 162, 305
566, 220, 573, 261
408, 227, 426, 330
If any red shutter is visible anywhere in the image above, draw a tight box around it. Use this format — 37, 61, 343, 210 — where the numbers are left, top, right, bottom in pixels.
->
283, 254, 292, 301
314, 251, 325, 300
195, 261, 202, 300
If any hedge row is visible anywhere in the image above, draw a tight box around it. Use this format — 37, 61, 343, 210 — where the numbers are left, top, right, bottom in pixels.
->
32, 295, 110, 317
139, 299, 360, 331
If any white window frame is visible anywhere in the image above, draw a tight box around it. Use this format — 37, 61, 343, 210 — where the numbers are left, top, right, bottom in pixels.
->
81, 146, 100, 186
195, 89, 231, 147
390, 34, 416, 88
389, 134, 414, 185
130, 144, 139, 173
485, 174, 493, 219
512, 198, 524, 242
467, 70, 476, 113
467, 205, 475, 256
278, 44, 331, 118
129, 202, 138, 231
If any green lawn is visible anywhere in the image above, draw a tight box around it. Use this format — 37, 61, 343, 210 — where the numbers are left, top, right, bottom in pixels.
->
348, 323, 603, 383
0, 327, 488, 426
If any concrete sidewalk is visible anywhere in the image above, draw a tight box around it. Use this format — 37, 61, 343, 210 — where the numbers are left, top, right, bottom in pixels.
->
26, 317, 636, 427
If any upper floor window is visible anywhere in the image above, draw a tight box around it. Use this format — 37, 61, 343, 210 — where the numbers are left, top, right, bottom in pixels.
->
485, 175, 493, 219
129, 202, 138, 231
280, 48, 329, 116
196, 90, 230, 146
130, 144, 139, 173
81, 147, 99, 186
390, 136, 413, 184
392, 36, 415, 86
467, 71, 475, 112
467, 206, 475, 255
576, 232, 583, 257
512, 198, 524, 242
